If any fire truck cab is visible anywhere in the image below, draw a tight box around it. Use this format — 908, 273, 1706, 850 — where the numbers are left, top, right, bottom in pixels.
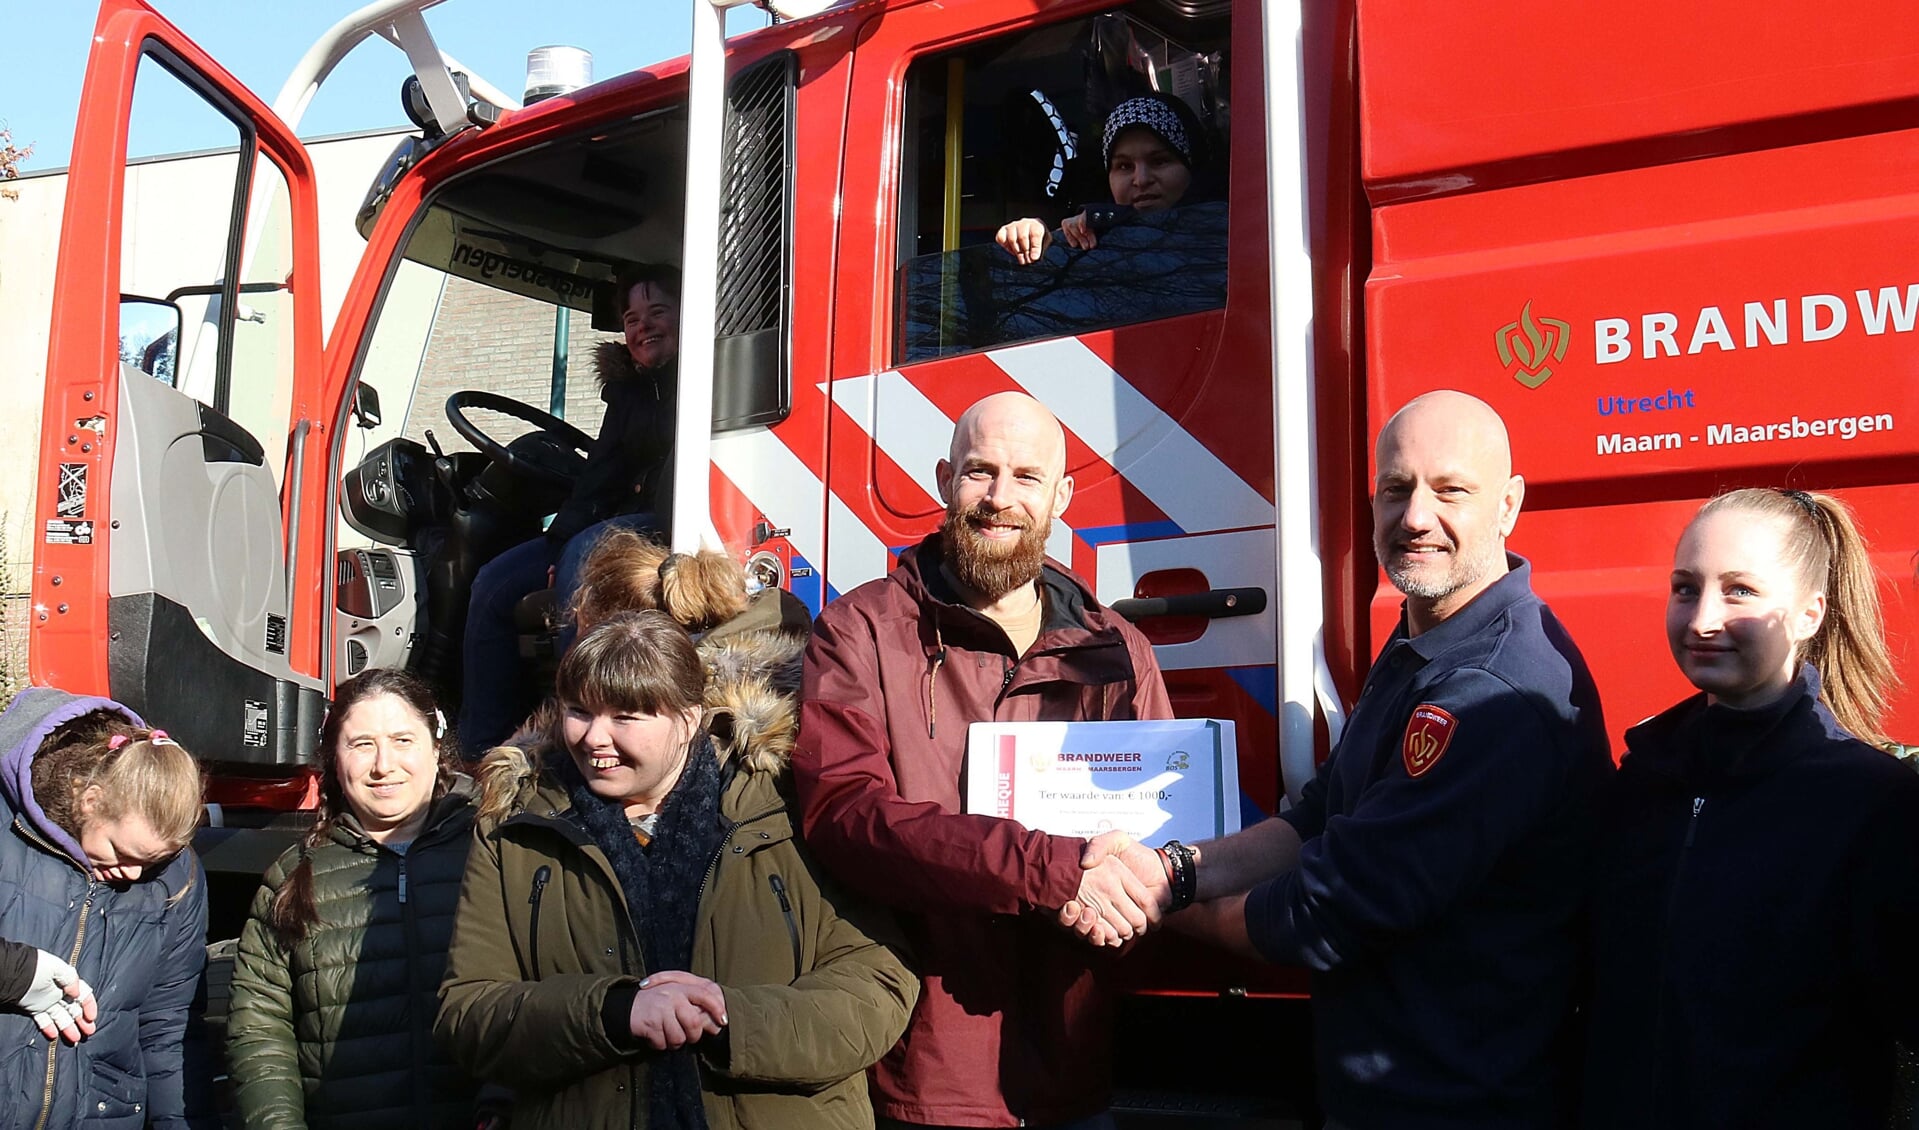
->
37, 0, 1302, 831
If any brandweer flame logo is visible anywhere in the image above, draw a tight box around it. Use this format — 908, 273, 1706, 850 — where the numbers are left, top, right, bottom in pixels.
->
1401, 704, 1457, 779
1495, 301, 1571, 389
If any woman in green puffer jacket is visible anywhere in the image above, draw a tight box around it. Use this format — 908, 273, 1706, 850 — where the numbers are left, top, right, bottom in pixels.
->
226, 669, 484, 1130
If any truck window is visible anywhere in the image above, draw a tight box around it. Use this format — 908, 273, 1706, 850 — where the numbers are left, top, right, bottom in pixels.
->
121, 50, 299, 484
894, 7, 1229, 364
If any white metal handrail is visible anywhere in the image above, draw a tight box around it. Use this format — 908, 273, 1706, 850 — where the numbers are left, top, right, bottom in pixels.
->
269, 0, 521, 133
1263, 0, 1340, 804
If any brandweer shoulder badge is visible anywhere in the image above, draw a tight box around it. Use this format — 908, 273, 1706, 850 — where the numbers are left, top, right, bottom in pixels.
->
1402, 704, 1457, 778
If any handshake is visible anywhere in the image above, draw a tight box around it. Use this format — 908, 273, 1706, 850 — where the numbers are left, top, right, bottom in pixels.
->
1056, 832, 1201, 948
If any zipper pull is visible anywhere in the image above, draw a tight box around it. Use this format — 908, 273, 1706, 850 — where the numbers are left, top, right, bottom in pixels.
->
529, 865, 552, 903
397, 858, 409, 904
769, 874, 792, 912
1684, 796, 1705, 849
1002, 658, 1015, 691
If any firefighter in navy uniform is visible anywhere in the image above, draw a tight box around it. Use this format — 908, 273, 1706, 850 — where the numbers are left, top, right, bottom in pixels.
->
1101, 391, 1613, 1130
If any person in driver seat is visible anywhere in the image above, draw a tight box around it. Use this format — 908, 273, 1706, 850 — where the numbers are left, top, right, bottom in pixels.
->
460, 265, 681, 755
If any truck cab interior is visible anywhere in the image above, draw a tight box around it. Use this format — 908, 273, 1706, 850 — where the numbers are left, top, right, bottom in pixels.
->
339, 110, 677, 708
336, 56, 793, 711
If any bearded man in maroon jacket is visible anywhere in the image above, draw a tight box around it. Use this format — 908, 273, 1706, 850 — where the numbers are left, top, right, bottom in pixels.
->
792, 391, 1173, 1130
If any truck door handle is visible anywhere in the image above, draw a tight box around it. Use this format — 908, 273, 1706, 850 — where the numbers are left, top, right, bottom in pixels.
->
1110, 587, 1268, 623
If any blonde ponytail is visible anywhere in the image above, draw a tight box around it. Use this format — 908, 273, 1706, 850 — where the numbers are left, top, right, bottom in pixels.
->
570, 527, 749, 634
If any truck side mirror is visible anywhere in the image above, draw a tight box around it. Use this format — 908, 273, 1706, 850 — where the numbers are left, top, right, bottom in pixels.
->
352, 382, 383, 430
118, 295, 182, 386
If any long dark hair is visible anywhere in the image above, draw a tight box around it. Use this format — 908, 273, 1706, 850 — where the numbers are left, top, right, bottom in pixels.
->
268, 669, 458, 943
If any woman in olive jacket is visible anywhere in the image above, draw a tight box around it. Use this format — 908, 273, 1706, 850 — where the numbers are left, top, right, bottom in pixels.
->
225, 669, 482, 1130
437, 610, 917, 1130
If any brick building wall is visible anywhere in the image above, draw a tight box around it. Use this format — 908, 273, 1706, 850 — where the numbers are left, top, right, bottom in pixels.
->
406, 273, 618, 450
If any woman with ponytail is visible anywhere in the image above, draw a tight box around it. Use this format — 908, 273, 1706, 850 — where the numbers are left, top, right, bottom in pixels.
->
0, 688, 207, 1130
226, 669, 484, 1130
1583, 488, 1919, 1128
569, 526, 812, 644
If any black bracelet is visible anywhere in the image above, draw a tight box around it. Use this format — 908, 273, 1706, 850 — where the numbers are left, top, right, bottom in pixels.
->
1161, 839, 1198, 911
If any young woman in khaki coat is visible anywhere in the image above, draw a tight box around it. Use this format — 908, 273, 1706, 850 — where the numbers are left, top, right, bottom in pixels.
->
437, 610, 916, 1130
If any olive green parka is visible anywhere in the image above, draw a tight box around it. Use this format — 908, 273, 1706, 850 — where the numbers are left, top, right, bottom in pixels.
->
225, 785, 482, 1130
436, 632, 917, 1130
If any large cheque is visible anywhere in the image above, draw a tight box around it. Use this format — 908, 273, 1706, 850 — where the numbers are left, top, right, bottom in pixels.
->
963, 719, 1240, 842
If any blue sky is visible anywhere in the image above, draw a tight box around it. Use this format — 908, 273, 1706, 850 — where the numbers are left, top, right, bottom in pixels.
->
2, 1, 767, 171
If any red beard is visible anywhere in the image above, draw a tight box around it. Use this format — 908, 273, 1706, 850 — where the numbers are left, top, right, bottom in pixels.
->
940, 502, 1051, 602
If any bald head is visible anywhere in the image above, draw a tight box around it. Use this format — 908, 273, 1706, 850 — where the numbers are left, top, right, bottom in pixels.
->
1376, 390, 1513, 482
948, 392, 1069, 478
1372, 390, 1524, 633
936, 392, 1075, 607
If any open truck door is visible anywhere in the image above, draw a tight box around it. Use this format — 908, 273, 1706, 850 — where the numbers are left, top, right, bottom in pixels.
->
32, 0, 327, 765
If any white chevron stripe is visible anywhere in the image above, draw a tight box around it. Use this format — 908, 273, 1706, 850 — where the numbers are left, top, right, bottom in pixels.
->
826, 492, 895, 598
712, 427, 892, 598
709, 427, 828, 569
827, 373, 1077, 565
988, 338, 1273, 534
827, 373, 946, 506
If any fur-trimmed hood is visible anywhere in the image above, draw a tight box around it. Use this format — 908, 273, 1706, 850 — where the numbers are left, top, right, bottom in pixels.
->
701, 628, 804, 775
476, 628, 803, 827
593, 338, 674, 393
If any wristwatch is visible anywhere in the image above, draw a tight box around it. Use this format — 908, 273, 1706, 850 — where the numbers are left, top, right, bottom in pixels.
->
1159, 839, 1198, 911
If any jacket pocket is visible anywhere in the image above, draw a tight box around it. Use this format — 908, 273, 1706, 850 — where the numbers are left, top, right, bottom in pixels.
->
527, 865, 552, 974
768, 875, 801, 982
79, 1054, 147, 1128
0, 1036, 43, 1127
97, 899, 165, 1003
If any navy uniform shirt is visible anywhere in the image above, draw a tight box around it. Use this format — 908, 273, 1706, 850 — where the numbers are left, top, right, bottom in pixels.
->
1245, 555, 1611, 1130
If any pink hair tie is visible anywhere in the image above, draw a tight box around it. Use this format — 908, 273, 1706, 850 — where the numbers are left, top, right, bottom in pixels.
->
106, 734, 131, 751
148, 729, 172, 745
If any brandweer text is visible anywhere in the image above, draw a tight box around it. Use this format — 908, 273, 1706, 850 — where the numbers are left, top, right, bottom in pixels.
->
1593, 285, 1919, 363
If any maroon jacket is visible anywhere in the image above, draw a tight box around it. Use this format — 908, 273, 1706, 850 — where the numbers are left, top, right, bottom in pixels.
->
793, 534, 1172, 1127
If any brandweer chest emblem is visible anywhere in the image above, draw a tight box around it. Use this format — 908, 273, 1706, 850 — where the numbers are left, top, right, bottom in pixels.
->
1496, 301, 1571, 389
1402, 704, 1458, 778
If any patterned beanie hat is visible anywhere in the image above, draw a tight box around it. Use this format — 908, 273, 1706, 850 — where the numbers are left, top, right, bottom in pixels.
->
1101, 94, 1194, 168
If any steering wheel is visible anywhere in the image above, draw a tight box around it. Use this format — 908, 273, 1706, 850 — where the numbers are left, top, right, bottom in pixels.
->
445, 390, 596, 490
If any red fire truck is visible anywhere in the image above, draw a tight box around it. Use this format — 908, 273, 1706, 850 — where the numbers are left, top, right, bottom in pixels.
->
29, 0, 1919, 1115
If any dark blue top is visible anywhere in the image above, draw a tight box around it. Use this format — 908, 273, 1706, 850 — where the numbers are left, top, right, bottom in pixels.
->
1583, 665, 1919, 1130
1245, 556, 1611, 1129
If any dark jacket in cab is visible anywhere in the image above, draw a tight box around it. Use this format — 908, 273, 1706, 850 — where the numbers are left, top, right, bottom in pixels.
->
544, 342, 676, 545
1584, 665, 1919, 1129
